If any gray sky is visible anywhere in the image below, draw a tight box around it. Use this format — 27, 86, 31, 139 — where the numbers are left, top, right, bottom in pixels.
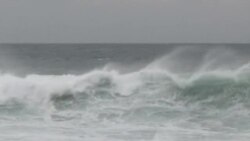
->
0, 0, 250, 43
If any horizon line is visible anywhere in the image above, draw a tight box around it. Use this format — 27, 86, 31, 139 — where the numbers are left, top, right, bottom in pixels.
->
1, 43, 250, 45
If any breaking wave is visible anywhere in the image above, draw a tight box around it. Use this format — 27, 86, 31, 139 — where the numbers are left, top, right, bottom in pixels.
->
1, 46, 250, 141
1, 64, 250, 122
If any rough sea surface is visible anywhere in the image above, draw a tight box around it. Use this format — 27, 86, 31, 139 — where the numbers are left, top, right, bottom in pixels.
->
0, 44, 250, 141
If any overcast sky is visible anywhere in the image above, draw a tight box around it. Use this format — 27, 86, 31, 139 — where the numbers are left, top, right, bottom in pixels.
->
0, 0, 250, 43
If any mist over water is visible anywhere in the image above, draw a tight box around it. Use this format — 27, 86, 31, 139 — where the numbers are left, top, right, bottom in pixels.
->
0, 44, 250, 141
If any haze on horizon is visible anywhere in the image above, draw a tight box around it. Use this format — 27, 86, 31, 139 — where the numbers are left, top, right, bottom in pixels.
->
0, 0, 250, 43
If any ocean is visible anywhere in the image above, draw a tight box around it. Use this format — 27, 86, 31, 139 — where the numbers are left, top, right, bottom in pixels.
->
0, 44, 250, 141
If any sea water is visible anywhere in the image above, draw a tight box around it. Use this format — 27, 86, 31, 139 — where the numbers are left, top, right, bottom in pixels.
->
0, 44, 250, 141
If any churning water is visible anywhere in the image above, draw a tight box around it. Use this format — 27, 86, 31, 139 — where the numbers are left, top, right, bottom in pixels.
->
0, 44, 250, 141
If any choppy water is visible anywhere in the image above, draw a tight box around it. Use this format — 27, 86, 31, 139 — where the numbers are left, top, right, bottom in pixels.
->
0, 44, 250, 141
